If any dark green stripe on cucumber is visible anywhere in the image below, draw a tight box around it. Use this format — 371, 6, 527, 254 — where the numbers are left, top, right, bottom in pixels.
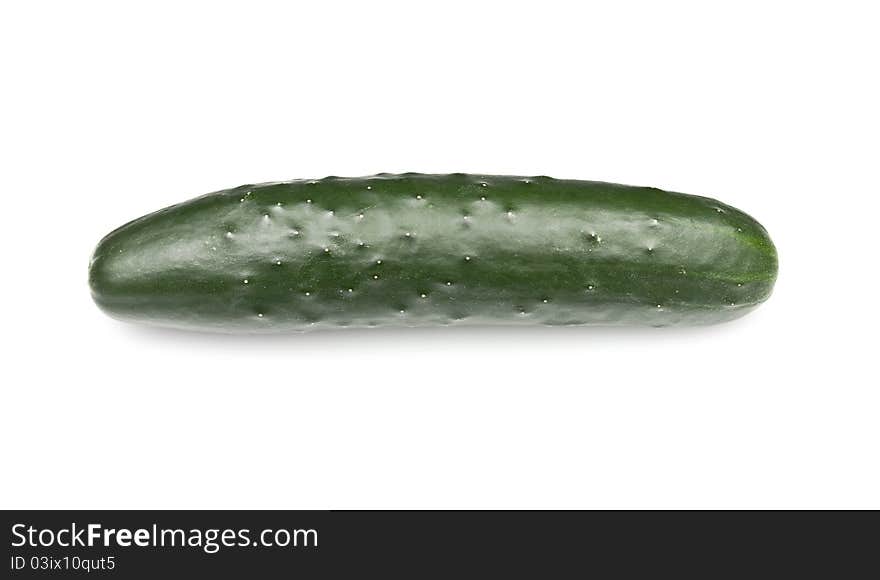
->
89, 174, 777, 332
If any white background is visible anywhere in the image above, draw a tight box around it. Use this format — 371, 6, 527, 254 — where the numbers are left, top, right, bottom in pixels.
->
2, 1, 877, 509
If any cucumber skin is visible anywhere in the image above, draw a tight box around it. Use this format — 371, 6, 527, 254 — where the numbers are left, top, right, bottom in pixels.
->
89, 174, 777, 332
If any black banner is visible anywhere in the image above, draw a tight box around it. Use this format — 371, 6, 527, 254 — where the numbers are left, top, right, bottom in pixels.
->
2, 511, 876, 577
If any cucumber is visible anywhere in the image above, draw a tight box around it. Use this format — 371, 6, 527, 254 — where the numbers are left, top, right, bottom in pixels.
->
89, 173, 777, 332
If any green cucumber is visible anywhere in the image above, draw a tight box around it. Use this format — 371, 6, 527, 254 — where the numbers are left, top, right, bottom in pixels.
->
89, 173, 777, 332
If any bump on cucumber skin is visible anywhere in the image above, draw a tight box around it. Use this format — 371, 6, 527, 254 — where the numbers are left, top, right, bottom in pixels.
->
89, 173, 777, 332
